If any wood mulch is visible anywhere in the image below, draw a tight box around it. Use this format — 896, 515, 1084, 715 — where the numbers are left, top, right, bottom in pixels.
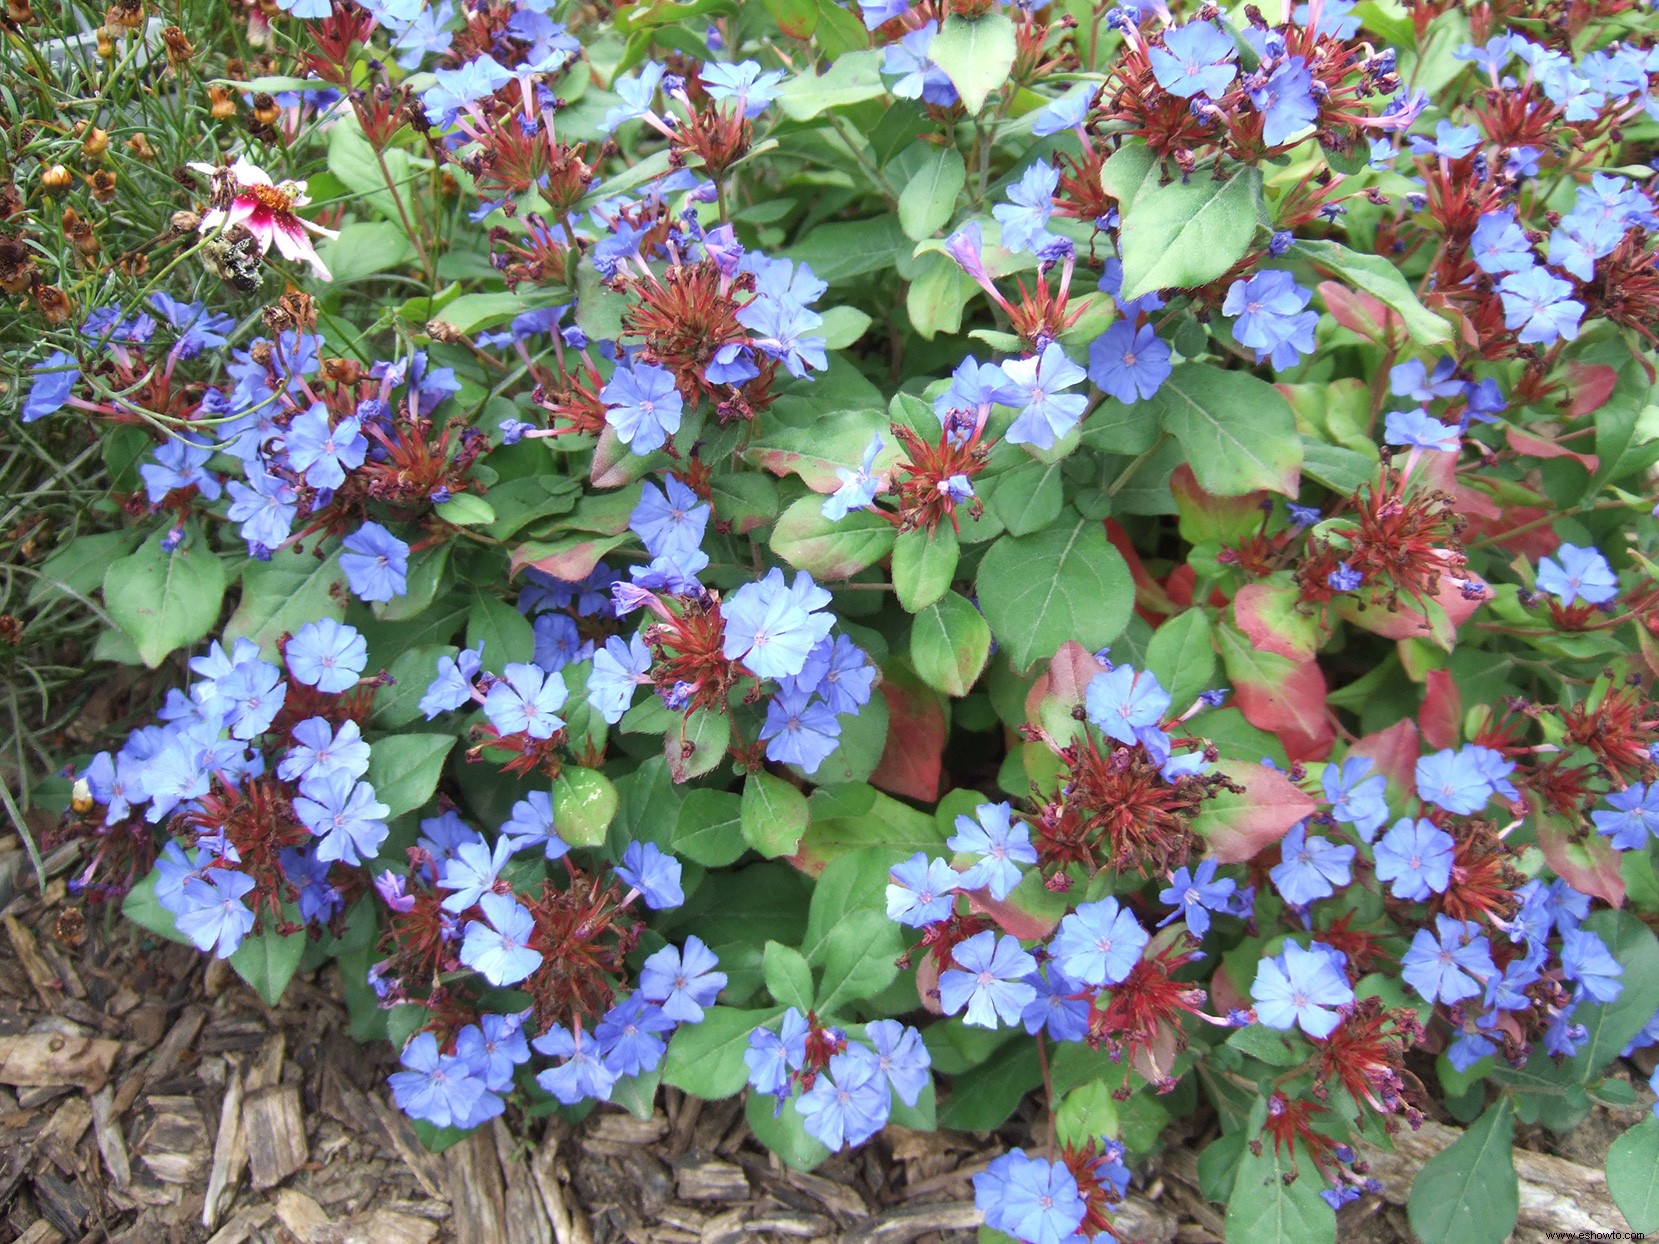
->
0, 830, 1642, 1244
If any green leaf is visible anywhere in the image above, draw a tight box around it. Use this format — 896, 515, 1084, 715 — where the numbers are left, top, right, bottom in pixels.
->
121, 868, 192, 946
672, 789, 746, 868
466, 595, 535, 666
666, 708, 731, 783
435, 493, 496, 526
1144, 610, 1215, 709
1117, 163, 1263, 302
762, 941, 815, 1012
103, 526, 227, 668
663, 1006, 777, 1099
976, 520, 1134, 673
327, 115, 430, 226
771, 497, 896, 579
911, 591, 992, 697
819, 305, 873, 351
1564, 909, 1659, 1078
1149, 365, 1302, 497
1607, 1116, 1659, 1232
552, 766, 618, 848
746, 1092, 830, 1171
224, 543, 346, 660
905, 251, 977, 340
1225, 1099, 1337, 1244
988, 458, 1065, 536
363, 735, 451, 823
775, 49, 887, 120
316, 221, 416, 283
814, 908, 902, 1015
26, 528, 143, 607
481, 476, 580, 540
1407, 1098, 1518, 1244
741, 772, 811, 858
1054, 1081, 1119, 1149
229, 927, 308, 1007
893, 525, 959, 613
899, 145, 967, 241
1293, 239, 1451, 346
928, 13, 1017, 114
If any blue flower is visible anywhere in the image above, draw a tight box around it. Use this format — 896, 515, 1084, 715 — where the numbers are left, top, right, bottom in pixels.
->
294, 770, 390, 865
1222, 271, 1318, 369
1498, 267, 1584, 345
883, 21, 957, 107
1085, 664, 1172, 744
225, 465, 298, 554
639, 935, 726, 1022
1389, 357, 1464, 404
277, 716, 371, 784
823, 435, 884, 521
1373, 817, 1456, 901
1468, 209, 1535, 274
531, 613, 583, 672
1269, 822, 1355, 906
1321, 756, 1389, 842
22, 352, 81, 422
786, 635, 875, 715
483, 662, 568, 739
975, 1150, 1088, 1244
284, 618, 367, 693
1415, 747, 1495, 815
631, 476, 709, 561
423, 54, 514, 126
858, 0, 908, 28
1592, 783, 1659, 851
938, 930, 1037, 1028
140, 437, 221, 504
737, 295, 827, 379
886, 852, 959, 927
1407, 121, 1482, 159
796, 1048, 889, 1150
700, 60, 787, 118
460, 892, 544, 987
601, 61, 666, 132
172, 870, 257, 958
1149, 22, 1237, 98
1402, 916, 1495, 1004
721, 567, 836, 680
602, 361, 684, 455
439, 836, 514, 912
340, 522, 410, 602
1383, 408, 1459, 452
1536, 543, 1618, 606
935, 357, 1024, 421
761, 688, 842, 772
1088, 321, 1172, 404
1561, 927, 1623, 1004
1051, 896, 1149, 987
421, 644, 484, 718
1020, 963, 1090, 1042
217, 659, 288, 739
595, 994, 674, 1076
456, 1013, 531, 1093
1157, 859, 1237, 936
390, 1032, 492, 1128
533, 1024, 619, 1105
1249, 57, 1318, 146
500, 792, 568, 860
1031, 84, 1096, 136
1001, 342, 1088, 449
865, 1020, 931, 1107
1251, 941, 1354, 1037
992, 162, 1060, 255
285, 403, 367, 490
745, 1007, 809, 1096
586, 633, 652, 724
615, 841, 684, 909
948, 802, 1037, 901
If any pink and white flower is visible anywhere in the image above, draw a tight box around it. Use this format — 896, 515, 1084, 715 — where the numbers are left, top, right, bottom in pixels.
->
189, 157, 339, 281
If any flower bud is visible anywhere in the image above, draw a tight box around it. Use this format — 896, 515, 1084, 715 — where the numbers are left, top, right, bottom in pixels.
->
39, 164, 73, 195
86, 169, 118, 202
4, 0, 37, 24
33, 285, 72, 326
160, 25, 193, 68
126, 133, 156, 161
80, 126, 109, 160
251, 92, 280, 129
170, 209, 201, 233
208, 85, 237, 120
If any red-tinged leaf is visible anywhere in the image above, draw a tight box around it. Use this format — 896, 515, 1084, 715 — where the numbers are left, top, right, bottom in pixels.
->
1130, 1021, 1180, 1087
1350, 719, 1420, 803
965, 875, 1067, 941
1317, 280, 1392, 343
1103, 520, 1173, 621
1210, 962, 1250, 1016
1559, 361, 1619, 417
510, 533, 628, 582
1460, 503, 1560, 561
1534, 799, 1625, 907
1192, 758, 1320, 863
1169, 465, 1272, 547
1232, 582, 1321, 662
870, 679, 944, 802
1507, 427, 1600, 475
916, 952, 944, 1015
1421, 669, 1461, 750
1024, 640, 1107, 723
1338, 556, 1486, 650
1216, 622, 1335, 761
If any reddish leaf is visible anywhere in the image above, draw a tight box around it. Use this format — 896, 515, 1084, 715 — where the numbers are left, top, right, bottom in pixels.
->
510, 533, 626, 582
1318, 280, 1394, 344
1210, 962, 1250, 1015
1216, 621, 1335, 761
1507, 426, 1600, 475
1350, 719, 1420, 803
1103, 520, 1172, 622
870, 679, 944, 802
1192, 758, 1320, 863
1559, 361, 1619, 417
1169, 464, 1272, 548
1460, 503, 1560, 561
1024, 640, 1107, 723
1420, 670, 1461, 750
1534, 800, 1625, 907
1338, 554, 1486, 650
965, 881, 1066, 941
916, 953, 944, 1015
1233, 582, 1321, 662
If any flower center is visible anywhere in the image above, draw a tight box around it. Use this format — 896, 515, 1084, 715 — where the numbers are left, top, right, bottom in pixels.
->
249, 183, 295, 214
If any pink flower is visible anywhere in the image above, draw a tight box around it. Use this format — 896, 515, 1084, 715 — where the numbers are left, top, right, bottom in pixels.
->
190, 157, 339, 280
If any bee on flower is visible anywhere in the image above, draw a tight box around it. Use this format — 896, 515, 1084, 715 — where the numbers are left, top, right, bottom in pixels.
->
188, 157, 339, 281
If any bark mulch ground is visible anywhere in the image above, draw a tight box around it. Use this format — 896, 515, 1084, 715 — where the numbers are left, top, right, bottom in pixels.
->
0, 831, 1641, 1244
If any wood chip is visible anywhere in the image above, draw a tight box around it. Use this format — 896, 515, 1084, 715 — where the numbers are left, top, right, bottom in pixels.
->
273, 1187, 332, 1237
32, 1168, 90, 1238
201, 1063, 245, 1228
89, 1086, 131, 1190
368, 1096, 446, 1199
674, 1153, 750, 1203
37, 1096, 92, 1174
13, 1222, 65, 1244
840, 1201, 983, 1244
445, 1128, 507, 1244
529, 1136, 593, 1244
138, 1005, 207, 1094
244, 1083, 307, 1190
0, 1033, 120, 1091
4, 913, 61, 1010
493, 1118, 552, 1244
329, 1208, 441, 1244
135, 1094, 209, 1185
203, 1204, 272, 1244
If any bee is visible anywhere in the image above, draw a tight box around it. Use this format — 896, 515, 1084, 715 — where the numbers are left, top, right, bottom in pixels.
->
70, 775, 95, 815
200, 225, 264, 294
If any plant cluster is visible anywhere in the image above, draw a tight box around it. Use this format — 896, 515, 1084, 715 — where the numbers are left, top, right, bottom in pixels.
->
7, 0, 1659, 1239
